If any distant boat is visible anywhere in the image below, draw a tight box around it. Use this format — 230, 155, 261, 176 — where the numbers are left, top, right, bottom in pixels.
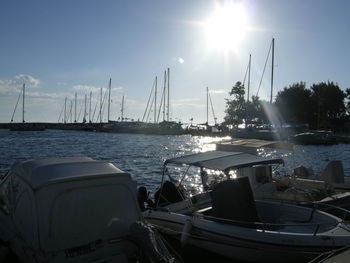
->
9, 83, 46, 131
291, 131, 337, 145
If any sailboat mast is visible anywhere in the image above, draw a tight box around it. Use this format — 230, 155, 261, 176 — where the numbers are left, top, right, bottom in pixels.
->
163, 70, 166, 122
100, 87, 102, 123
270, 38, 275, 104
89, 91, 92, 123
121, 95, 124, 120
64, 97, 67, 124
22, 84, 25, 123
74, 92, 77, 123
108, 78, 111, 122
247, 54, 251, 102
84, 94, 87, 123
154, 76, 157, 123
206, 87, 209, 125
70, 100, 73, 123
246, 54, 251, 127
167, 68, 170, 121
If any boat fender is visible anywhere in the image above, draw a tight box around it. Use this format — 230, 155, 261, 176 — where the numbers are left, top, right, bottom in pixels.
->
180, 219, 192, 246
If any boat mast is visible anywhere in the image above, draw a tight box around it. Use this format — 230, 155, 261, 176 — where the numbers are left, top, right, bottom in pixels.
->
22, 83, 25, 123
83, 94, 87, 123
154, 76, 157, 123
70, 100, 73, 123
208, 88, 217, 125
167, 68, 170, 121
246, 54, 251, 127
270, 38, 275, 104
108, 78, 111, 122
248, 54, 251, 103
89, 91, 92, 123
100, 87, 102, 123
163, 70, 166, 122
74, 92, 77, 123
206, 87, 209, 125
121, 95, 124, 121
64, 97, 67, 124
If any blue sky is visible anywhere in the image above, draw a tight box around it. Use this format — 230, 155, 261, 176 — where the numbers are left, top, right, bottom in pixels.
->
1, 0, 350, 124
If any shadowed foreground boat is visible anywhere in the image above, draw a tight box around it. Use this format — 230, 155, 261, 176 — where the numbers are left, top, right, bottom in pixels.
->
0, 157, 177, 263
143, 152, 350, 263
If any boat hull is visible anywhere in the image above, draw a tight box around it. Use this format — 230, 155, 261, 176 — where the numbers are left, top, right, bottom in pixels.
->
144, 209, 350, 263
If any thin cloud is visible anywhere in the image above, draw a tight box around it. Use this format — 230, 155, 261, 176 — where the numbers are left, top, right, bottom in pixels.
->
175, 98, 200, 103
15, 74, 40, 87
0, 74, 40, 94
209, 89, 225, 94
73, 85, 123, 92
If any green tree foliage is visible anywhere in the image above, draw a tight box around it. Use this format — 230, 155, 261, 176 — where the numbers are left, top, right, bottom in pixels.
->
275, 82, 312, 124
224, 82, 267, 126
310, 81, 346, 128
275, 81, 347, 129
246, 95, 268, 124
345, 88, 350, 115
224, 81, 246, 126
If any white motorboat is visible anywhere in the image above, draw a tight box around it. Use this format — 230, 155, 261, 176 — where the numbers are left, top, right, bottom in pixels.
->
143, 151, 350, 263
0, 157, 175, 263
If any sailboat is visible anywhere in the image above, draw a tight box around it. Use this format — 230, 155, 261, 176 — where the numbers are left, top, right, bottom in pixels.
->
187, 87, 228, 136
9, 83, 46, 131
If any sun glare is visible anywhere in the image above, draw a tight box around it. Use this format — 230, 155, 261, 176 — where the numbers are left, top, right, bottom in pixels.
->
205, 3, 247, 51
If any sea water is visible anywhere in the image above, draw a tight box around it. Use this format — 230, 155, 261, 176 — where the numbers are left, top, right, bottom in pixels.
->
1, 129, 350, 193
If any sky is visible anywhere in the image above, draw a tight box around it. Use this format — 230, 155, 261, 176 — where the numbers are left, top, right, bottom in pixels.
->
1, 0, 350, 124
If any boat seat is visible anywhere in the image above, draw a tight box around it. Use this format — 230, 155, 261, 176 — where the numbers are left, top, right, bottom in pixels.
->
211, 177, 260, 226
154, 181, 185, 206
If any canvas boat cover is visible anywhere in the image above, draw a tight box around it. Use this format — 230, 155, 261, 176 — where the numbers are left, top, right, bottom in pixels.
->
10, 157, 130, 189
164, 151, 284, 171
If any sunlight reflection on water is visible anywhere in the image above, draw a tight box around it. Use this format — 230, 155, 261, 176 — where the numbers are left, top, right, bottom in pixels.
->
1, 129, 350, 195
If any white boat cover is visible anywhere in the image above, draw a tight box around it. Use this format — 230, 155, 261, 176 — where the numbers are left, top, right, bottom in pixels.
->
10, 157, 129, 189
164, 151, 284, 171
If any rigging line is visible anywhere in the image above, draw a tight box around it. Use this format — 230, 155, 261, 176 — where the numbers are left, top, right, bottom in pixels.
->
142, 78, 156, 122
92, 92, 100, 122
208, 92, 217, 125
146, 94, 154, 123
157, 88, 165, 123
57, 101, 65, 123
10, 89, 23, 122
242, 59, 250, 87
77, 100, 84, 122
256, 41, 272, 97
100, 87, 109, 122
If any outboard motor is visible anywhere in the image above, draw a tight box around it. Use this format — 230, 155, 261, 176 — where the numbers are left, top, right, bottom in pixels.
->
137, 186, 154, 211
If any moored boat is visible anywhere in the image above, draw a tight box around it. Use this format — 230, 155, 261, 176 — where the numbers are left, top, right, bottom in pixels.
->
0, 157, 176, 263
143, 151, 350, 262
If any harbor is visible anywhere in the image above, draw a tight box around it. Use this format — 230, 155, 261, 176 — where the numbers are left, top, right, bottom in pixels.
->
2, 0, 350, 262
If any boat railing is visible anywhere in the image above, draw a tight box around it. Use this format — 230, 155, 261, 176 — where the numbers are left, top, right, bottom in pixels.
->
195, 212, 350, 236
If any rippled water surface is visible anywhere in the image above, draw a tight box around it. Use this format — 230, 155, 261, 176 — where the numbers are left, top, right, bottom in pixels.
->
1, 129, 350, 193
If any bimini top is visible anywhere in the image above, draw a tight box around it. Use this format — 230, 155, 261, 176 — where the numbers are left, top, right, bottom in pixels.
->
9, 157, 130, 190
164, 151, 284, 171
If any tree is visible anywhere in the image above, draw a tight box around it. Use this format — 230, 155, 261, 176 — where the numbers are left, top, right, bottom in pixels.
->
224, 81, 246, 126
275, 82, 313, 124
246, 95, 268, 125
310, 81, 346, 129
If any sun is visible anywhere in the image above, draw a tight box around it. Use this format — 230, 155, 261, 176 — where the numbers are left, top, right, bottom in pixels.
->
204, 3, 247, 51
